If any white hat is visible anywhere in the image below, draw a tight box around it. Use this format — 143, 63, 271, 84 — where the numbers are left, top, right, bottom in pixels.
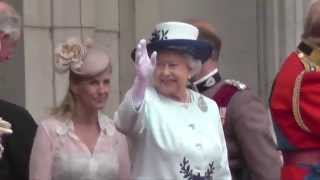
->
132, 21, 212, 62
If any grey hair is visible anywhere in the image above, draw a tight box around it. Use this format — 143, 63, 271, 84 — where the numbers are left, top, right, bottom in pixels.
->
184, 54, 202, 78
155, 49, 202, 78
0, 4, 21, 40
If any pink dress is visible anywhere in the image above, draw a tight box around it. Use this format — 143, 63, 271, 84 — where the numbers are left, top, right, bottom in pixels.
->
29, 112, 130, 180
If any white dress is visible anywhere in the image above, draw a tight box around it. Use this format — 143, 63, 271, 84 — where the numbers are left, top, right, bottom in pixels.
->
29, 113, 130, 180
115, 86, 231, 180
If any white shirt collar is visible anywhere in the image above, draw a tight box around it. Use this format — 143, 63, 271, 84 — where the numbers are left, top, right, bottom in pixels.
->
193, 68, 218, 86
55, 111, 115, 136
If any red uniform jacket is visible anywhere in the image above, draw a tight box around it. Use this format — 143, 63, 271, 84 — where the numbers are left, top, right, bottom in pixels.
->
270, 50, 320, 180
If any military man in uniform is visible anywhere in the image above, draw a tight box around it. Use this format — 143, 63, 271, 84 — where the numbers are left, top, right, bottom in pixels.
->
189, 20, 281, 180
270, 1, 320, 179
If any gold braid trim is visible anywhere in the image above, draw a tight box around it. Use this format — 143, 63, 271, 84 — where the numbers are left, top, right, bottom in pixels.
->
292, 71, 311, 133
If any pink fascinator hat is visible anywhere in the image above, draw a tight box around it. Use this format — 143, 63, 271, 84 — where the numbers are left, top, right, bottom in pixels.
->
55, 37, 111, 77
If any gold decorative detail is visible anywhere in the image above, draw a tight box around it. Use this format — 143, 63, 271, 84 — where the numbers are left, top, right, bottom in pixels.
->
298, 52, 304, 59
297, 50, 320, 72
292, 71, 311, 133
224, 79, 247, 90
298, 39, 320, 68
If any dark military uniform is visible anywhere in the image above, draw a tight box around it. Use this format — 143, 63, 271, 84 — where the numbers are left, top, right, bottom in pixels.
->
0, 99, 37, 180
192, 70, 281, 180
270, 40, 320, 179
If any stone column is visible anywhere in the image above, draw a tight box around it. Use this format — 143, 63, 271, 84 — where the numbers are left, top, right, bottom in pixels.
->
23, 0, 120, 120
117, 0, 160, 100
257, 0, 309, 103
23, 0, 53, 120
94, 0, 120, 116
119, 0, 135, 98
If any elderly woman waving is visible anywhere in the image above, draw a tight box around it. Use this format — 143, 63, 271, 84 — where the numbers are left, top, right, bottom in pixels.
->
115, 21, 231, 180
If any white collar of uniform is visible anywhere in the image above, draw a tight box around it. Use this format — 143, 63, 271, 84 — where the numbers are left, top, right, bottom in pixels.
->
193, 68, 219, 86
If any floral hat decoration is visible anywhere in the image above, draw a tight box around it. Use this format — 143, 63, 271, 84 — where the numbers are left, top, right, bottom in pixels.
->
55, 37, 89, 74
55, 37, 110, 77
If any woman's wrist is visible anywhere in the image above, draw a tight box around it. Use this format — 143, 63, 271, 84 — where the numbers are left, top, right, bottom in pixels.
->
131, 77, 148, 108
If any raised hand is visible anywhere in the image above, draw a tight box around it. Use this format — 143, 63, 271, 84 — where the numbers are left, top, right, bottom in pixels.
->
131, 39, 157, 108
135, 39, 157, 83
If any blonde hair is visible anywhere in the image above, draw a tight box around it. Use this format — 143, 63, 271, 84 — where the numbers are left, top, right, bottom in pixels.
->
51, 90, 74, 118
51, 46, 112, 119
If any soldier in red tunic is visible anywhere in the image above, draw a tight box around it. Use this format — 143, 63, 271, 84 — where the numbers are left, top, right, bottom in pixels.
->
270, 1, 320, 179
189, 20, 281, 180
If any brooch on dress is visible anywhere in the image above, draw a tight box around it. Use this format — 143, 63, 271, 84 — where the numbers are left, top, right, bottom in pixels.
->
198, 96, 208, 112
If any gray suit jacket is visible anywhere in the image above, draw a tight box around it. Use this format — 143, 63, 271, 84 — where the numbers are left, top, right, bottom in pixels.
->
202, 80, 281, 180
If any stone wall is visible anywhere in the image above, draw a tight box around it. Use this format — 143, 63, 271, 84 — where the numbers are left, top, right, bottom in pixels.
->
23, 0, 120, 121
0, 0, 313, 120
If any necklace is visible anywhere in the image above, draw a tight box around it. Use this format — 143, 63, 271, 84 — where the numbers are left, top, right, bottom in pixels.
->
185, 90, 191, 103
181, 90, 192, 108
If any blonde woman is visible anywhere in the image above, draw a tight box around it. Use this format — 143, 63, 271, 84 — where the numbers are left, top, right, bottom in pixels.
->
29, 38, 130, 180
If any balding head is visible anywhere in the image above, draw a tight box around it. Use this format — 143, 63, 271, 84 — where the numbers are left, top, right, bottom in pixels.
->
0, 2, 21, 41
302, 0, 320, 44
0, 2, 21, 61
0, 2, 10, 12
188, 19, 221, 62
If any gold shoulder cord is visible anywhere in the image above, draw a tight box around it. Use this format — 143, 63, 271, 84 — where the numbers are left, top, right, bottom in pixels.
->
291, 42, 320, 133
292, 70, 311, 133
